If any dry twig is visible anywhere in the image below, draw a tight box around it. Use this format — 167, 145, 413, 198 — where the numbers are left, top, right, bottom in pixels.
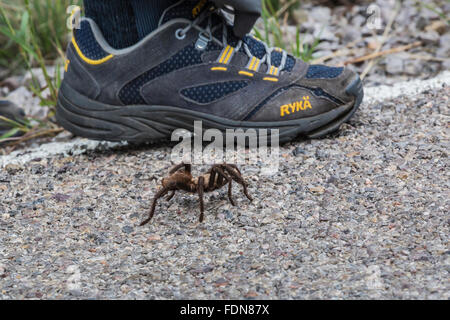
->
344, 41, 422, 65
360, 0, 401, 79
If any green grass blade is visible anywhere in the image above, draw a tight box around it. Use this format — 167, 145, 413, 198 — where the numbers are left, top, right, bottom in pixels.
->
0, 127, 21, 140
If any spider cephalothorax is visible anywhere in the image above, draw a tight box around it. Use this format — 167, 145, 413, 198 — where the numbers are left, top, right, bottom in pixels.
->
140, 163, 253, 225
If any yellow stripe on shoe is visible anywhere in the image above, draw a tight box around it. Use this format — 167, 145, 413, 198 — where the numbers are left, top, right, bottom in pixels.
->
248, 57, 257, 70
246, 57, 261, 72
223, 47, 234, 64
253, 58, 261, 71
244, 56, 262, 73
211, 67, 227, 71
71, 37, 114, 65
268, 66, 280, 76
218, 45, 235, 65
239, 71, 254, 77
218, 45, 231, 63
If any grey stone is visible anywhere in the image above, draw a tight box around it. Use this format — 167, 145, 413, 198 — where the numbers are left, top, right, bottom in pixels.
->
419, 31, 440, 45
122, 226, 134, 234
385, 56, 404, 75
293, 146, 305, 156
309, 7, 332, 22
404, 60, 424, 76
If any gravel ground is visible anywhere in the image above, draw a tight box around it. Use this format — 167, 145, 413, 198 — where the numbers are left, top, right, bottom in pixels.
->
275, 0, 450, 86
0, 83, 449, 299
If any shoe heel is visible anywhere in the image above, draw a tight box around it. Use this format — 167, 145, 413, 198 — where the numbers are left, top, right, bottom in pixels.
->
56, 81, 168, 142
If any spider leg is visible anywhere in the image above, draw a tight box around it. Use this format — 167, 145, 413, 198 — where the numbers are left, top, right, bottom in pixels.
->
184, 163, 192, 174
225, 163, 241, 175
140, 187, 170, 226
208, 168, 217, 192
198, 176, 205, 222
227, 180, 236, 206
169, 163, 186, 174
216, 168, 224, 187
214, 167, 230, 183
214, 167, 236, 206
223, 166, 253, 202
166, 190, 176, 201
169, 163, 192, 175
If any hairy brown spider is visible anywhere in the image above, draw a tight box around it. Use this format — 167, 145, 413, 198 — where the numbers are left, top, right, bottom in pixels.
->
140, 163, 253, 225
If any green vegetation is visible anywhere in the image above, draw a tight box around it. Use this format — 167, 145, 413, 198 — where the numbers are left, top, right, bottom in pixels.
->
0, 0, 81, 71
255, 0, 319, 62
0, 0, 80, 144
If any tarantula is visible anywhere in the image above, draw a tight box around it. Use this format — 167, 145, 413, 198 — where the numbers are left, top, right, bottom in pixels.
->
140, 163, 253, 225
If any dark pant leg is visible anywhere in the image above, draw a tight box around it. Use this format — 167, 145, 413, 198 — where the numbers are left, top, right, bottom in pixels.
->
83, 0, 179, 49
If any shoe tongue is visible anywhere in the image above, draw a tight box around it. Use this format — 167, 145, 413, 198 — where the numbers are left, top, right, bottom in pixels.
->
158, 0, 297, 72
159, 0, 211, 26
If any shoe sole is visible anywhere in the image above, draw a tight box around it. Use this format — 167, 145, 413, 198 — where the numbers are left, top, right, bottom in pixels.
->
56, 76, 364, 144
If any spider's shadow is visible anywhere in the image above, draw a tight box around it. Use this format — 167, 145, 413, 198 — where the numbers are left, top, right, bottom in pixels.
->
159, 189, 234, 220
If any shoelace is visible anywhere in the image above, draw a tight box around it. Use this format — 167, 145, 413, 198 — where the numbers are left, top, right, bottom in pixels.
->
175, 5, 289, 72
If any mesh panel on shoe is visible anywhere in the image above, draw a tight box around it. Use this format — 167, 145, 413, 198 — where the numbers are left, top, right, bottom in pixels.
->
306, 65, 343, 79
74, 20, 110, 60
242, 36, 296, 72
243, 36, 266, 59
270, 51, 282, 67
269, 51, 296, 72
119, 42, 221, 105
284, 56, 296, 72
160, 1, 296, 73
181, 81, 249, 104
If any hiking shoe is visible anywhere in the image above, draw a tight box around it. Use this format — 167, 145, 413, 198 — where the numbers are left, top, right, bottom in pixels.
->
0, 100, 25, 138
57, 0, 364, 143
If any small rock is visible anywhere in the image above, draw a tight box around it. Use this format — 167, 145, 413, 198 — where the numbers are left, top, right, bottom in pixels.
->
343, 28, 361, 43
442, 59, 450, 71
53, 130, 74, 142
309, 186, 325, 194
416, 16, 428, 30
404, 60, 423, 76
68, 289, 82, 297
425, 20, 448, 35
122, 226, 134, 234
315, 27, 338, 42
327, 176, 339, 185
385, 55, 404, 75
395, 104, 407, 113
5, 164, 22, 175
214, 278, 229, 287
191, 266, 214, 274
309, 7, 331, 22
244, 291, 258, 298
0, 76, 22, 92
293, 146, 305, 156
419, 31, 440, 45
53, 193, 70, 202
436, 34, 450, 58
7, 87, 45, 119
148, 235, 161, 241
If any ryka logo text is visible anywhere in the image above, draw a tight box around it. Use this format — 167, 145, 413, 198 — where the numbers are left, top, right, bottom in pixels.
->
280, 96, 312, 117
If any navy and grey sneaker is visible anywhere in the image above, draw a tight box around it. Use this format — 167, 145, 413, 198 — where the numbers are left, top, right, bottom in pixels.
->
57, 0, 364, 143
